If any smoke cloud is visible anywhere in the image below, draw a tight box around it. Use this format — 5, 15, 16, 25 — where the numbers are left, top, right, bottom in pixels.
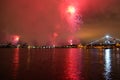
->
0, 0, 120, 44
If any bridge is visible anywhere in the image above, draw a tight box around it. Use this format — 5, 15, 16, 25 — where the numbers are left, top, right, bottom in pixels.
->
86, 35, 120, 49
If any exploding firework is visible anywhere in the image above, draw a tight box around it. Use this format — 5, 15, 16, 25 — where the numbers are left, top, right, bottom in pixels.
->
60, 0, 82, 32
59, 0, 82, 44
67, 5, 76, 15
1, 0, 82, 46
12, 35, 20, 44
49, 0, 83, 46
68, 39, 73, 45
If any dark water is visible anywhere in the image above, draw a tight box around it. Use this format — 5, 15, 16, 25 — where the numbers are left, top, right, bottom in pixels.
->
0, 48, 120, 80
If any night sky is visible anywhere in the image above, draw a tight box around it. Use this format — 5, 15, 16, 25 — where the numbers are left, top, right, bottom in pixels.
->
0, 0, 120, 45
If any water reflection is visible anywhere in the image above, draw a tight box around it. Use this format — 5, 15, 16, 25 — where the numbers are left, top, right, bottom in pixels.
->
12, 48, 19, 80
1, 48, 120, 80
64, 49, 82, 80
27, 49, 31, 70
104, 49, 112, 80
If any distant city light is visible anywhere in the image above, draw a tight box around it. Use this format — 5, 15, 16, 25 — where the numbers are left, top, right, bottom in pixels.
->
105, 35, 110, 39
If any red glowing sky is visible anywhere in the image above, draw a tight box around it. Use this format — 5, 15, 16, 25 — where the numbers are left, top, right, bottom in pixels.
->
0, 0, 120, 44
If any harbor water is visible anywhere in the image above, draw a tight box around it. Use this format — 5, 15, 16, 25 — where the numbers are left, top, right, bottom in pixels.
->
0, 48, 120, 80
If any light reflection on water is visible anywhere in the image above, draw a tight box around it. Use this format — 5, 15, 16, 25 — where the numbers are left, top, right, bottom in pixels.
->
12, 48, 19, 80
104, 49, 112, 80
64, 49, 82, 80
0, 48, 120, 80
27, 49, 31, 70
